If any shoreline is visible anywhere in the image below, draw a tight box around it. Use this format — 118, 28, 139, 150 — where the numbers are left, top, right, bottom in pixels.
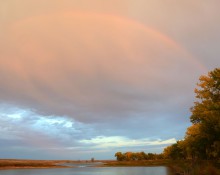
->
0, 159, 76, 170
0, 159, 170, 170
0, 166, 68, 170
3, 159, 218, 175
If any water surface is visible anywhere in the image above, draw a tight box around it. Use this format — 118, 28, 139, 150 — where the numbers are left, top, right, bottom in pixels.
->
0, 166, 169, 175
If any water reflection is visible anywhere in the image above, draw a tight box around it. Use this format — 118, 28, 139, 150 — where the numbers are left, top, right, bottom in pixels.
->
61, 162, 103, 168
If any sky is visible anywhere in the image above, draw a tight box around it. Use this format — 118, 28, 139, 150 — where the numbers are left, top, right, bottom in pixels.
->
0, 0, 219, 160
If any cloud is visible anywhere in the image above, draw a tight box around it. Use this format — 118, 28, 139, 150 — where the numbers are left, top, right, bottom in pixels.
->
80, 136, 176, 149
0, 105, 90, 148
0, 105, 176, 159
0, 12, 204, 123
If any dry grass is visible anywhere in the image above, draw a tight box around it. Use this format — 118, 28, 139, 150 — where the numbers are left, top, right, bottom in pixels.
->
102, 159, 172, 167
0, 159, 72, 169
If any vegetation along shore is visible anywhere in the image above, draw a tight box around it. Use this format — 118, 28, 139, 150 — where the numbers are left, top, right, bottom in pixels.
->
0, 159, 75, 170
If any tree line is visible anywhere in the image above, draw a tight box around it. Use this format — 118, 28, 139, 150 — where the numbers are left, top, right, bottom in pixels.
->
115, 151, 164, 161
115, 68, 220, 161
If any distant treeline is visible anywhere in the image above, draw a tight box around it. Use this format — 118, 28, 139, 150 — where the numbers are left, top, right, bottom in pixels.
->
115, 152, 164, 161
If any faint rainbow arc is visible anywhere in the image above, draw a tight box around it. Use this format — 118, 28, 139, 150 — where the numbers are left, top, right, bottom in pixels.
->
11, 11, 207, 72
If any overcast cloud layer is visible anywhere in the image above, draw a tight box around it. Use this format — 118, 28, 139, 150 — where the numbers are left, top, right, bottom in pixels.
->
0, 0, 219, 160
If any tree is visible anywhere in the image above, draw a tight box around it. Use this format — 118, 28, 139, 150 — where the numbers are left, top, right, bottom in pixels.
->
184, 123, 207, 159
138, 151, 147, 160
163, 142, 185, 160
124, 152, 133, 161
115, 152, 124, 161
163, 68, 220, 160
147, 153, 156, 160
114, 151, 164, 161
190, 68, 220, 159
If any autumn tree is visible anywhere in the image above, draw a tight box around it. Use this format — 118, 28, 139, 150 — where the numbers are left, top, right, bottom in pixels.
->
190, 68, 220, 159
114, 151, 164, 161
163, 141, 185, 160
124, 152, 133, 161
115, 152, 124, 161
138, 151, 147, 160
184, 123, 207, 159
163, 68, 220, 160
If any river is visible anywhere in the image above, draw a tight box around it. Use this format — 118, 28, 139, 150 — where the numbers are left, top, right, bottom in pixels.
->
0, 166, 170, 175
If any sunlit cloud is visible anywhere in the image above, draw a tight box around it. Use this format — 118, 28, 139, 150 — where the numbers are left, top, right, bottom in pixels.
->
80, 136, 176, 148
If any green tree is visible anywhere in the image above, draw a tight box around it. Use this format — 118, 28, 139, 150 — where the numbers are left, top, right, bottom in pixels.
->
190, 68, 220, 159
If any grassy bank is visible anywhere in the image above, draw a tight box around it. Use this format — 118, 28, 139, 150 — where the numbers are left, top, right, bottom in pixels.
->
0, 159, 72, 169
102, 159, 172, 167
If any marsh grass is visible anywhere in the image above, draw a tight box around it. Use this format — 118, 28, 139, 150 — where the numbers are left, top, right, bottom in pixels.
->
0, 159, 70, 169
102, 159, 172, 167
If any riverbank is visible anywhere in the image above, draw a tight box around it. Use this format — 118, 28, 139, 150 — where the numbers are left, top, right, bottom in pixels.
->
102, 159, 171, 167
0, 159, 170, 170
0, 159, 75, 170
1, 159, 220, 175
